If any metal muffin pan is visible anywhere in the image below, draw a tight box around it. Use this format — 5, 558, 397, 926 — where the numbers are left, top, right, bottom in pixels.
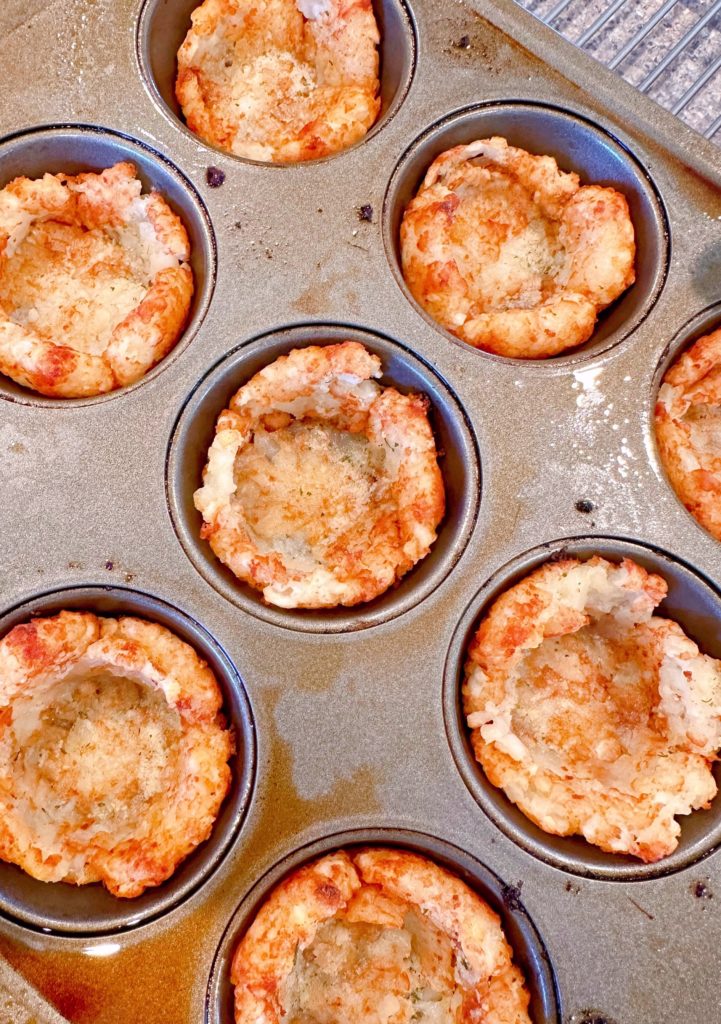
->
1, 0, 721, 1021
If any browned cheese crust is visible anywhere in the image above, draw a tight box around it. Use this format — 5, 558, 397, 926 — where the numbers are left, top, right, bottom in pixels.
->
400, 138, 636, 358
176, 0, 380, 162
463, 556, 721, 862
0, 611, 233, 897
0, 162, 193, 397
655, 328, 721, 541
194, 342, 445, 608
231, 847, 532, 1023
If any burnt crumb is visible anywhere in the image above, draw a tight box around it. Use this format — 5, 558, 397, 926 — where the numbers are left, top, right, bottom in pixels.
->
575, 499, 594, 514
627, 896, 654, 920
265, 247, 273, 260
124, 572, 135, 583
548, 547, 571, 563
206, 166, 226, 188
67, 561, 83, 570
693, 880, 713, 900
234, 220, 242, 230
317, 207, 323, 214
224, 58, 233, 68
357, 203, 374, 222
317, 881, 340, 902
441, 24, 494, 65
565, 880, 581, 895
570, 1013, 618, 1024
501, 881, 524, 912
104, 560, 114, 571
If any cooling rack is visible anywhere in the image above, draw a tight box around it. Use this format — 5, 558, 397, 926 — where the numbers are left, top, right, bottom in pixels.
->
517, 0, 721, 141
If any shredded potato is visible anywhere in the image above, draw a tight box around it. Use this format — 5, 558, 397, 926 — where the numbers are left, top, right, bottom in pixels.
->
194, 342, 445, 608
176, 0, 380, 162
655, 328, 721, 541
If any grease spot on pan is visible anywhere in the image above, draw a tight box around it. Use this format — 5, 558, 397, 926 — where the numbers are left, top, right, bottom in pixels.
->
568, 1012, 619, 1024
293, 646, 347, 694
291, 274, 360, 317
248, 686, 382, 843
0, 922, 202, 1023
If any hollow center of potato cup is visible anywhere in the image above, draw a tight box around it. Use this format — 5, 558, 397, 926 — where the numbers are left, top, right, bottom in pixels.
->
4, 670, 181, 842
447, 172, 565, 314
280, 910, 460, 1024
233, 421, 391, 570
515, 626, 663, 775
0, 220, 152, 355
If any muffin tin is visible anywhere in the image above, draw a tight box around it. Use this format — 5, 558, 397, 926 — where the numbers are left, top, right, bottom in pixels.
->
1, 0, 720, 1021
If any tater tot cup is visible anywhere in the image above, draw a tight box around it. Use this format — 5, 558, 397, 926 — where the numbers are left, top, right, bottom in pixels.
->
0, 586, 255, 936
0, 126, 215, 405
167, 325, 480, 633
0, 163, 193, 397
384, 103, 668, 364
444, 538, 721, 880
206, 830, 559, 1024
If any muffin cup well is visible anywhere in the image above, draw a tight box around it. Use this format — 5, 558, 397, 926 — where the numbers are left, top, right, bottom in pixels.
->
0, 124, 216, 407
166, 323, 481, 633
443, 536, 721, 880
137, 0, 416, 165
383, 102, 669, 365
206, 827, 560, 1024
0, 585, 255, 936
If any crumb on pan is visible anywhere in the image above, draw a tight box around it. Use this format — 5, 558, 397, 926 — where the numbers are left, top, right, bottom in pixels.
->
194, 341, 445, 609
0, 611, 233, 898
400, 138, 636, 359
655, 327, 721, 542
176, 0, 380, 163
0, 162, 194, 398
231, 847, 532, 1024
463, 556, 721, 862
206, 166, 226, 187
